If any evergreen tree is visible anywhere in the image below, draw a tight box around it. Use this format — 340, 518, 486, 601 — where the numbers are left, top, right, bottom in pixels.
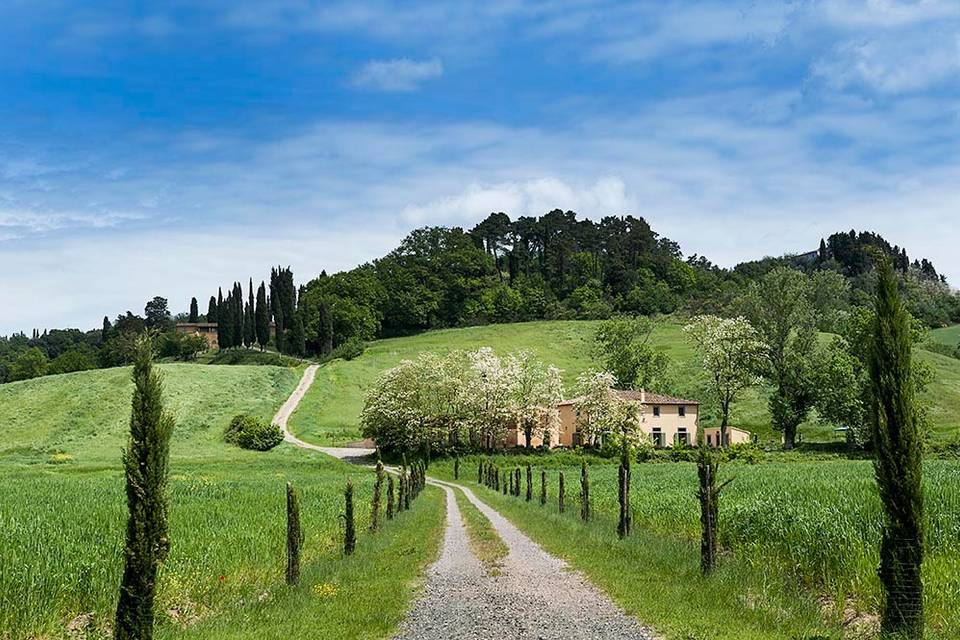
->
207, 296, 217, 324
114, 337, 173, 640
188, 298, 198, 323
319, 299, 334, 356
218, 289, 232, 349
255, 281, 270, 350
270, 268, 286, 353
869, 259, 925, 638
289, 315, 306, 357
102, 316, 112, 344
244, 279, 255, 348
232, 282, 243, 348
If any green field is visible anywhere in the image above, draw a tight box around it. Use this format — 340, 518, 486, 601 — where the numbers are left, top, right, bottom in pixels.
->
930, 324, 960, 348
433, 455, 960, 639
0, 365, 444, 639
288, 319, 960, 446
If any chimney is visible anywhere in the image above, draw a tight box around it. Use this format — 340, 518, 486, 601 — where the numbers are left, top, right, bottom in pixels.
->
640, 388, 646, 403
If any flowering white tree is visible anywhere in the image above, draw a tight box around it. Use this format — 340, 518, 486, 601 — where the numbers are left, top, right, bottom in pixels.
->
574, 370, 643, 449
360, 351, 472, 454
505, 350, 565, 449
465, 347, 515, 450
684, 315, 766, 446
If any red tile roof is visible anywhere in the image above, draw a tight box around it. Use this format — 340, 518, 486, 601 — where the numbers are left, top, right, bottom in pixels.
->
558, 389, 699, 406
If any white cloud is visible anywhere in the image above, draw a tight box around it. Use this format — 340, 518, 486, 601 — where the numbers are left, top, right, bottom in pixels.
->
351, 57, 443, 91
0, 209, 143, 234
812, 29, 960, 93
401, 176, 632, 225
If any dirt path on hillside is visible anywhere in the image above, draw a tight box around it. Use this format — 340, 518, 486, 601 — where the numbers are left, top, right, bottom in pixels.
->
393, 478, 656, 640
273, 364, 376, 461
274, 368, 653, 638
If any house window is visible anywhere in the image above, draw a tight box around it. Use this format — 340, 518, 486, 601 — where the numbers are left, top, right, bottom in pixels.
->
677, 428, 689, 446
652, 428, 664, 448
678, 405, 686, 417
653, 406, 660, 417
706, 434, 712, 446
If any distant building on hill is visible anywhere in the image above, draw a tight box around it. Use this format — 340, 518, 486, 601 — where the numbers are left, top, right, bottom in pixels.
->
503, 389, 706, 449
175, 322, 218, 349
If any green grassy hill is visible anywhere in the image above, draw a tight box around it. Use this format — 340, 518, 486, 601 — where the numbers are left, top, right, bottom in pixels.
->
930, 324, 960, 348
288, 319, 960, 446
0, 363, 301, 465
0, 363, 444, 640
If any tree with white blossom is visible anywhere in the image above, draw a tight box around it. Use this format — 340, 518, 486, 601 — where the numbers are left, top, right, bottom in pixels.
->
465, 347, 516, 450
505, 350, 565, 449
684, 315, 766, 446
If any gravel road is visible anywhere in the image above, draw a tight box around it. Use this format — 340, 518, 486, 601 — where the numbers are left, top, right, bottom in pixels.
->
276, 365, 655, 639
394, 479, 656, 640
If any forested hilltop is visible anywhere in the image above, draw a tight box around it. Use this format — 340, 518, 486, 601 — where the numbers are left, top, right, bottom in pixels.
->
2, 211, 958, 382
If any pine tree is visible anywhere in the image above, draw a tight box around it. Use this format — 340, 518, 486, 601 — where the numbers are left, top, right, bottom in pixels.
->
289, 315, 306, 357
869, 259, 925, 638
114, 337, 173, 640
243, 279, 255, 348
319, 299, 334, 356
255, 281, 269, 350
344, 479, 356, 555
217, 291, 230, 349
286, 482, 302, 585
188, 297, 198, 323
232, 282, 243, 348
207, 296, 217, 324
216, 289, 229, 349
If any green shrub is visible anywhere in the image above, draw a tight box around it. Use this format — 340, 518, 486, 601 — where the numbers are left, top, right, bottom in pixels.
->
224, 414, 283, 451
328, 337, 365, 361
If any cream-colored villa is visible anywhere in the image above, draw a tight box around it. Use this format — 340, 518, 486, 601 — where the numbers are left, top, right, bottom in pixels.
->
504, 389, 706, 449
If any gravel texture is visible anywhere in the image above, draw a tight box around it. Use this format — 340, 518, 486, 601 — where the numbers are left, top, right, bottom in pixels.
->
394, 479, 656, 640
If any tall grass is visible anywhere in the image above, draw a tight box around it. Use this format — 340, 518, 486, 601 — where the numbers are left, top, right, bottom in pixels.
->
0, 458, 383, 638
433, 455, 960, 637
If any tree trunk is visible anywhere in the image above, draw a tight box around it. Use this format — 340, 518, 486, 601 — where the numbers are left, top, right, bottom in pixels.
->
524, 422, 533, 449
783, 421, 797, 451
720, 400, 730, 448
286, 482, 301, 585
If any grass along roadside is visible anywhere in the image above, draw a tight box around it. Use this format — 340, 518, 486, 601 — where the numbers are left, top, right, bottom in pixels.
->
166, 485, 447, 640
0, 449, 445, 639
452, 488, 508, 576
431, 456, 960, 640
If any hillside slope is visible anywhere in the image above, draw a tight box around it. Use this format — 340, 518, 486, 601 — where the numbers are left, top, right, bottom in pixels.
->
287, 319, 960, 446
0, 363, 300, 465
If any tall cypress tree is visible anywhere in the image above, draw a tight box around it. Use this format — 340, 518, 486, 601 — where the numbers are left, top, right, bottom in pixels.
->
289, 315, 306, 357
188, 298, 198, 323
270, 268, 285, 353
319, 299, 334, 356
232, 282, 243, 348
207, 296, 217, 324
870, 259, 925, 638
255, 281, 269, 350
114, 337, 173, 640
101, 316, 112, 344
216, 289, 230, 350
243, 279, 255, 348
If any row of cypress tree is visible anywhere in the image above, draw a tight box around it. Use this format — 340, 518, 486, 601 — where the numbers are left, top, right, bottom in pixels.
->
194, 266, 305, 355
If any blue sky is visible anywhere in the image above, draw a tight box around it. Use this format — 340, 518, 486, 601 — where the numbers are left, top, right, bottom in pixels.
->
1, 1, 958, 333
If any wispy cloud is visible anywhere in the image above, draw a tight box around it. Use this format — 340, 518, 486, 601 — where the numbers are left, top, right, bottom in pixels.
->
351, 57, 443, 92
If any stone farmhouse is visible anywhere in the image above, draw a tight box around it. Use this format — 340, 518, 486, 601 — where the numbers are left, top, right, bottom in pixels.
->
505, 389, 708, 449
